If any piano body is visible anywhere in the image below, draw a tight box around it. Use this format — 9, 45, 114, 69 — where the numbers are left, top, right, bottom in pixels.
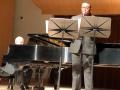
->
3, 45, 72, 64
3, 33, 72, 65
2, 33, 72, 90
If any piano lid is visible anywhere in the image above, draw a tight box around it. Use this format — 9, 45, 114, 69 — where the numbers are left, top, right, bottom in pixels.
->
28, 33, 72, 47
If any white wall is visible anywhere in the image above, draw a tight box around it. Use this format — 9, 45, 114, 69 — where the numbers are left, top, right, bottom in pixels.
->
14, 0, 53, 43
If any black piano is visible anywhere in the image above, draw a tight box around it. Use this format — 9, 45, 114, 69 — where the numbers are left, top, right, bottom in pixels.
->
2, 33, 72, 90
3, 33, 72, 65
3, 45, 72, 65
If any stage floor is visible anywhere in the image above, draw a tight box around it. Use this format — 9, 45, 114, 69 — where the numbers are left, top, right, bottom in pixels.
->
0, 85, 116, 90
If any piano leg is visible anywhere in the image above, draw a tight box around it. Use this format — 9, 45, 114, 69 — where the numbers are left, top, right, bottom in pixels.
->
34, 67, 44, 90
20, 66, 33, 90
51, 67, 59, 90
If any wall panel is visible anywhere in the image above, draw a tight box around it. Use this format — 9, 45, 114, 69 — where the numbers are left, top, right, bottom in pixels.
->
0, 0, 14, 64
33, 0, 120, 15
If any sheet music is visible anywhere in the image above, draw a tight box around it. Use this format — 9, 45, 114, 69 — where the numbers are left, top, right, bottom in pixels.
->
80, 16, 111, 38
47, 18, 79, 39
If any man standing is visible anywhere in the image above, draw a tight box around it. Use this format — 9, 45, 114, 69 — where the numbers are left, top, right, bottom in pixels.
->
70, 2, 96, 90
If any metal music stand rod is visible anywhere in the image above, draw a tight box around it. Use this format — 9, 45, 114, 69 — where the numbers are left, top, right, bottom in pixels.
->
47, 18, 79, 90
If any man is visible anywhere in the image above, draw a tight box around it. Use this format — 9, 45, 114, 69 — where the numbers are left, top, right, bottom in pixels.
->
70, 2, 96, 90
0, 36, 26, 90
15, 36, 24, 45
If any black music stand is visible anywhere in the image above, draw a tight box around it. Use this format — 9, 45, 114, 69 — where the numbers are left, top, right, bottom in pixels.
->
80, 16, 111, 89
48, 18, 79, 39
47, 18, 78, 90
80, 16, 111, 38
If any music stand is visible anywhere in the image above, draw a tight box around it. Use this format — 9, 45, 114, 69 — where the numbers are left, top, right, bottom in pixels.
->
47, 18, 78, 90
80, 16, 111, 57
48, 18, 79, 39
80, 16, 111, 38
80, 16, 111, 89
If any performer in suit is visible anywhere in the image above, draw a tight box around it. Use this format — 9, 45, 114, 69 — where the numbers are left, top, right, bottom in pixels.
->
70, 1, 96, 90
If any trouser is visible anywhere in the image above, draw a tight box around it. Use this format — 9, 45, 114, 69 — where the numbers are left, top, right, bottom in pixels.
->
72, 54, 81, 90
72, 54, 94, 90
82, 54, 94, 90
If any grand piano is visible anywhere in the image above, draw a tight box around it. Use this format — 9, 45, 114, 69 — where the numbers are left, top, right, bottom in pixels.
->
2, 33, 72, 90
3, 33, 72, 65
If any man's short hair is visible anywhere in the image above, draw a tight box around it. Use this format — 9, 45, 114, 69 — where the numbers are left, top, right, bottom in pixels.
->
81, 2, 91, 7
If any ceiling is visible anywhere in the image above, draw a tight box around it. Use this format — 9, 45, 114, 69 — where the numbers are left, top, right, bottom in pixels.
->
33, 0, 120, 15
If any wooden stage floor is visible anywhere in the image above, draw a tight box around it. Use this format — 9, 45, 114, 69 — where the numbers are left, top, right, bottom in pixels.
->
0, 85, 116, 90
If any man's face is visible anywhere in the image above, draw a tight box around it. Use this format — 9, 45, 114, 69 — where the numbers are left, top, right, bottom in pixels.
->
81, 2, 91, 16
